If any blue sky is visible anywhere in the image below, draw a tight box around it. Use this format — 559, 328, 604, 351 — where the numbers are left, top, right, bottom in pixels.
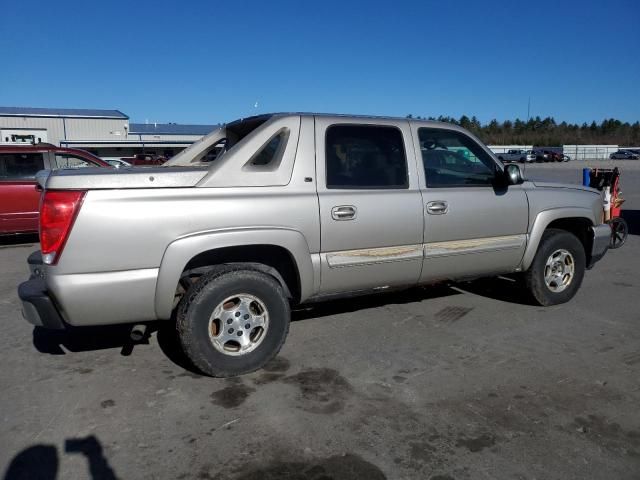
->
0, 0, 638, 125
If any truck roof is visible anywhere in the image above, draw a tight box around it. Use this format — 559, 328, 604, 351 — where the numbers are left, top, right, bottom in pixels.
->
228, 112, 468, 130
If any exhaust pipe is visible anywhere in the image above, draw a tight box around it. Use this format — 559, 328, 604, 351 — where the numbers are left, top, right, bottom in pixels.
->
130, 324, 147, 342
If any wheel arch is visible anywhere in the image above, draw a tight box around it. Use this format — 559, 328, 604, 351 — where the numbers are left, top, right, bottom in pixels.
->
155, 228, 315, 319
522, 209, 595, 271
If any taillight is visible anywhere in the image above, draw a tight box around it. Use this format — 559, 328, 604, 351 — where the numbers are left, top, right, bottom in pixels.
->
39, 190, 86, 265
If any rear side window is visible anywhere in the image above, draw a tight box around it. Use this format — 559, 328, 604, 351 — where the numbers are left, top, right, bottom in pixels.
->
0, 153, 45, 180
244, 128, 289, 170
325, 125, 408, 189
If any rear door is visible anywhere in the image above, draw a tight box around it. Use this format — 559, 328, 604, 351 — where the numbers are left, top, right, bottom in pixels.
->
0, 152, 45, 234
315, 117, 424, 295
411, 124, 529, 282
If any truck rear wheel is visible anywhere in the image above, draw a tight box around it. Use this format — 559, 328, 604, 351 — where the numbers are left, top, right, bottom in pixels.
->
524, 229, 586, 306
177, 267, 290, 377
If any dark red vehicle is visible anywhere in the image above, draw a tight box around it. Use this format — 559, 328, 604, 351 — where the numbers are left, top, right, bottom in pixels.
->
0, 144, 111, 235
534, 149, 564, 162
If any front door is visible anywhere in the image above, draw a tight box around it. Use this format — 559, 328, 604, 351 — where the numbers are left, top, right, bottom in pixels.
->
0, 152, 45, 234
315, 117, 424, 295
411, 125, 529, 282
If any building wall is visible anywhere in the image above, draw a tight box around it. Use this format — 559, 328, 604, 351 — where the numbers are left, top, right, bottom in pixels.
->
64, 118, 129, 141
0, 115, 129, 145
0, 116, 66, 144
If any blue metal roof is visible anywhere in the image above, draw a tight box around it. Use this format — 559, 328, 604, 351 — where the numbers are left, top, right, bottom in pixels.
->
129, 123, 218, 135
0, 106, 128, 119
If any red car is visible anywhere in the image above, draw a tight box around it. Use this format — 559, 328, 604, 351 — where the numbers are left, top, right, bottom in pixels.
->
0, 144, 111, 235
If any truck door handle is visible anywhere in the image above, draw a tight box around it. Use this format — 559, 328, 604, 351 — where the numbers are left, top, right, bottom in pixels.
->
331, 205, 357, 220
426, 201, 448, 215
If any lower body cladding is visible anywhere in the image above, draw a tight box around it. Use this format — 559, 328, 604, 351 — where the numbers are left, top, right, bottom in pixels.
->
19, 268, 158, 328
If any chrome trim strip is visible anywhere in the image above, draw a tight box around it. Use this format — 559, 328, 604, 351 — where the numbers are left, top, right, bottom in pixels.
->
326, 244, 423, 268
425, 234, 526, 258
325, 235, 526, 268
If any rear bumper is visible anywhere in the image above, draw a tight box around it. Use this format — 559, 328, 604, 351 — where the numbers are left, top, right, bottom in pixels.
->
588, 224, 610, 268
18, 278, 65, 330
20, 250, 158, 328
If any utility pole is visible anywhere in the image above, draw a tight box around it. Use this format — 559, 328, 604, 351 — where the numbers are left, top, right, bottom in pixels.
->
527, 97, 531, 122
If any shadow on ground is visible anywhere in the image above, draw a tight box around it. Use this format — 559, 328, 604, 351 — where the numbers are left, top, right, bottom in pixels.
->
32, 320, 197, 373
30, 278, 534, 374
453, 276, 537, 306
622, 209, 640, 236
291, 284, 460, 321
3, 435, 117, 480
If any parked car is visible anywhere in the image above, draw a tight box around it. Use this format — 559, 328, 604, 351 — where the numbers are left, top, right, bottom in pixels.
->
534, 149, 564, 162
18, 114, 611, 377
521, 150, 537, 163
0, 144, 110, 235
495, 149, 536, 163
609, 150, 639, 160
561, 154, 571, 162
120, 153, 166, 166
103, 158, 132, 168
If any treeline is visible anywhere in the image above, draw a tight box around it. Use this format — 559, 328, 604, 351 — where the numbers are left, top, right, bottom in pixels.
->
406, 114, 640, 146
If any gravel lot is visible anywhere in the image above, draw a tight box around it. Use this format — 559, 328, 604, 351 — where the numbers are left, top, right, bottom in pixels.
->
1, 161, 639, 480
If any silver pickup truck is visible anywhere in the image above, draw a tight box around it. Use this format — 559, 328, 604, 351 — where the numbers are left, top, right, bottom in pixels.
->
18, 113, 611, 376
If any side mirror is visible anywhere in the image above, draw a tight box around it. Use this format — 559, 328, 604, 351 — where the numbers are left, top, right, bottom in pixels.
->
504, 164, 523, 185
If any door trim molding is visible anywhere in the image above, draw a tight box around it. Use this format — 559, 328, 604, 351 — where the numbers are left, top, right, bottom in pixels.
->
424, 234, 526, 258
325, 234, 527, 268
326, 244, 423, 268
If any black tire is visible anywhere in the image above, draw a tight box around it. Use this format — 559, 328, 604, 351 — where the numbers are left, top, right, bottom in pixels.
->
608, 217, 628, 249
177, 266, 290, 377
524, 229, 586, 306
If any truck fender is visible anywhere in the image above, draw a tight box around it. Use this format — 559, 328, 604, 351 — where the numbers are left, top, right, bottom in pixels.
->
154, 228, 315, 320
520, 207, 595, 271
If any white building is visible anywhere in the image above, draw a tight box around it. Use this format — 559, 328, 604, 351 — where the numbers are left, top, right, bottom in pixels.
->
0, 106, 217, 158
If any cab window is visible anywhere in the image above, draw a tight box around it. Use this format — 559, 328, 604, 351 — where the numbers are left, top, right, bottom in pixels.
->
0, 153, 45, 180
326, 125, 408, 189
419, 128, 496, 187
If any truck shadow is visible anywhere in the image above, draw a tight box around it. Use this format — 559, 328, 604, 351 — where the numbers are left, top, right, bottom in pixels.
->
32, 324, 145, 356
31, 277, 534, 374
292, 278, 536, 322
452, 276, 537, 306
292, 284, 460, 321
622, 209, 640, 236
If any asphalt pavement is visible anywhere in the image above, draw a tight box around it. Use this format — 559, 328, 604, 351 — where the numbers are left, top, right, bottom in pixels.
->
1, 161, 639, 479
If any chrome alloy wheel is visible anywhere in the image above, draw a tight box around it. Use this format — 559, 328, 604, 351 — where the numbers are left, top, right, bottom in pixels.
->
544, 249, 575, 293
208, 294, 269, 356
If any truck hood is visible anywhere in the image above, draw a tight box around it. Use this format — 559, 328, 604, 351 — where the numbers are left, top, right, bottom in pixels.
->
37, 166, 208, 190
530, 180, 601, 195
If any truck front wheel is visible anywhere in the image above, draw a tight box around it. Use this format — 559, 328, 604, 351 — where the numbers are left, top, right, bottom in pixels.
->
177, 267, 290, 377
524, 229, 586, 306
